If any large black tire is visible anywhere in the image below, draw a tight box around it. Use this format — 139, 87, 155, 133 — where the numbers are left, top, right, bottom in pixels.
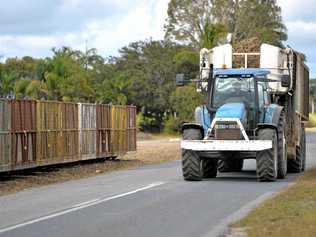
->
288, 128, 306, 173
256, 129, 278, 182
301, 129, 306, 172
218, 159, 244, 172
277, 111, 287, 179
202, 159, 218, 178
182, 129, 203, 181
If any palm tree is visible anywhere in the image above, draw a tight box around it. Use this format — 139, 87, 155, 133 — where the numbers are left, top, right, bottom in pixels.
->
14, 79, 47, 99
0, 72, 16, 98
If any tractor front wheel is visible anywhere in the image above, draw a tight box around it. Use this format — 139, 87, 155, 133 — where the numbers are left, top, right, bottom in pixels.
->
256, 128, 278, 182
182, 128, 203, 181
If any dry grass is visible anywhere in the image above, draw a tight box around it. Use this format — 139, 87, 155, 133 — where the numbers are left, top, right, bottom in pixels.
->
306, 113, 316, 128
231, 168, 316, 237
306, 127, 316, 132
137, 132, 180, 141
0, 140, 180, 196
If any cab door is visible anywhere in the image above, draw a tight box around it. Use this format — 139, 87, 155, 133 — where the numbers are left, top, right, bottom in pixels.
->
257, 82, 269, 123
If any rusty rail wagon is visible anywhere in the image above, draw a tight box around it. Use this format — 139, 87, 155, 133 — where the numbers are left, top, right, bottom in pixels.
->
0, 100, 137, 173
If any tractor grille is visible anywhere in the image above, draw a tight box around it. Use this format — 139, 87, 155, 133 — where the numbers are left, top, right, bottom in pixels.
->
214, 122, 242, 140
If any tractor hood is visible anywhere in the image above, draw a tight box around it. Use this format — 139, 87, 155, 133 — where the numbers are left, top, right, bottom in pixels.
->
215, 103, 246, 121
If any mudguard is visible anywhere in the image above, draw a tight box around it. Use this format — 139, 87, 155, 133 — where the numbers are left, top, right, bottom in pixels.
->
194, 106, 211, 135
182, 123, 205, 137
257, 104, 284, 133
264, 104, 284, 126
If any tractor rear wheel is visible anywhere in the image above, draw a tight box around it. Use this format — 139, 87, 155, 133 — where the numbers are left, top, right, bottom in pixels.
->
288, 128, 306, 173
301, 129, 306, 172
277, 111, 287, 179
182, 128, 203, 181
218, 159, 244, 172
256, 128, 278, 182
202, 159, 218, 178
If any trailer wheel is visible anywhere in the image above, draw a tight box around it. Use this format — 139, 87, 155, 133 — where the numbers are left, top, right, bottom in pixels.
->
218, 159, 244, 172
288, 128, 306, 173
256, 129, 278, 182
182, 128, 203, 181
202, 159, 218, 178
301, 129, 306, 172
277, 111, 287, 179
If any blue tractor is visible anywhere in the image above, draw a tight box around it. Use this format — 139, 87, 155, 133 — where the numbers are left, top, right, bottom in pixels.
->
179, 44, 309, 182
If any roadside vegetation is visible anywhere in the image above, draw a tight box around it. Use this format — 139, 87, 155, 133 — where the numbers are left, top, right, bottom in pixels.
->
306, 113, 316, 130
231, 168, 316, 237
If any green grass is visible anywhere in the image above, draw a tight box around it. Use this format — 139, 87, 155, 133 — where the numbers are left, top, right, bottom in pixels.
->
232, 168, 316, 237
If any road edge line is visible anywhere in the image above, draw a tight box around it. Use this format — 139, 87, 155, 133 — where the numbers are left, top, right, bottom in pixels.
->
202, 191, 277, 237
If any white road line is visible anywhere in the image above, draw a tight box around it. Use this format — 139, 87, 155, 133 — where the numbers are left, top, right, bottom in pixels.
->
0, 182, 166, 234
72, 199, 101, 208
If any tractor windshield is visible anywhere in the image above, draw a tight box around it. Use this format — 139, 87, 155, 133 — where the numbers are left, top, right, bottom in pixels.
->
212, 77, 255, 108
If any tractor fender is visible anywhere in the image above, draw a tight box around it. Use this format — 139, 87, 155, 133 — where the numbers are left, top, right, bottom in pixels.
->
264, 104, 284, 127
194, 106, 211, 135
257, 104, 284, 137
182, 123, 204, 138
256, 123, 278, 133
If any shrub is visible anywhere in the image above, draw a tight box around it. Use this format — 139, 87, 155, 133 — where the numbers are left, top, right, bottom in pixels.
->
163, 116, 181, 134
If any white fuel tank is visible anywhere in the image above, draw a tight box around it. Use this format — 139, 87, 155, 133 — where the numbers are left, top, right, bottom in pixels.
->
260, 44, 290, 94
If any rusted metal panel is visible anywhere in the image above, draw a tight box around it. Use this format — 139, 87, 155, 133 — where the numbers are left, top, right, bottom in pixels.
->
11, 100, 37, 170
37, 101, 60, 165
0, 100, 11, 172
96, 104, 111, 158
36, 101, 79, 166
57, 131, 79, 162
59, 102, 79, 162
11, 100, 37, 132
79, 103, 97, 160
126, 106, 137, 152
111, 105, 127, 155
1, 100, 137, 173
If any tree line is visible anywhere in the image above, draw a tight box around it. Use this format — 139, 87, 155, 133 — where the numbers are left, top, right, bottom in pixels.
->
0, 0, 287, 132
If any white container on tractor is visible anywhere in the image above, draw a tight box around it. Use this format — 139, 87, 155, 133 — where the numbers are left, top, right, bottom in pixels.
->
179, 43, 309, 182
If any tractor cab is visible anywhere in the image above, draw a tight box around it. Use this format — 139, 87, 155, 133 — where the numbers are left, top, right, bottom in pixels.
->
209, 69, 270, 135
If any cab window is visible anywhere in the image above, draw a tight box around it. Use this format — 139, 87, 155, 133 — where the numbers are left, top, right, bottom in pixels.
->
258, 83, 265, 108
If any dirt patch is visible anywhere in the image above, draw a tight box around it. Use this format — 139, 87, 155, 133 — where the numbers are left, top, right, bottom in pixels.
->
231, 168, 316, 237
0, 140, 180, 196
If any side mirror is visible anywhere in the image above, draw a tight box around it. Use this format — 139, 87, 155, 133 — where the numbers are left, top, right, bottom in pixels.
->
281, 75, 291, 87
176, 74, 185, 86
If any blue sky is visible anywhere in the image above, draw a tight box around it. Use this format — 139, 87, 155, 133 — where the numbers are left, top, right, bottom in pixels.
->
0, 0, 315, 77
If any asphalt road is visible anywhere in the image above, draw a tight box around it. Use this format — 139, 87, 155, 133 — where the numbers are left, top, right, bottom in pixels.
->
0, 133, 315, 237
